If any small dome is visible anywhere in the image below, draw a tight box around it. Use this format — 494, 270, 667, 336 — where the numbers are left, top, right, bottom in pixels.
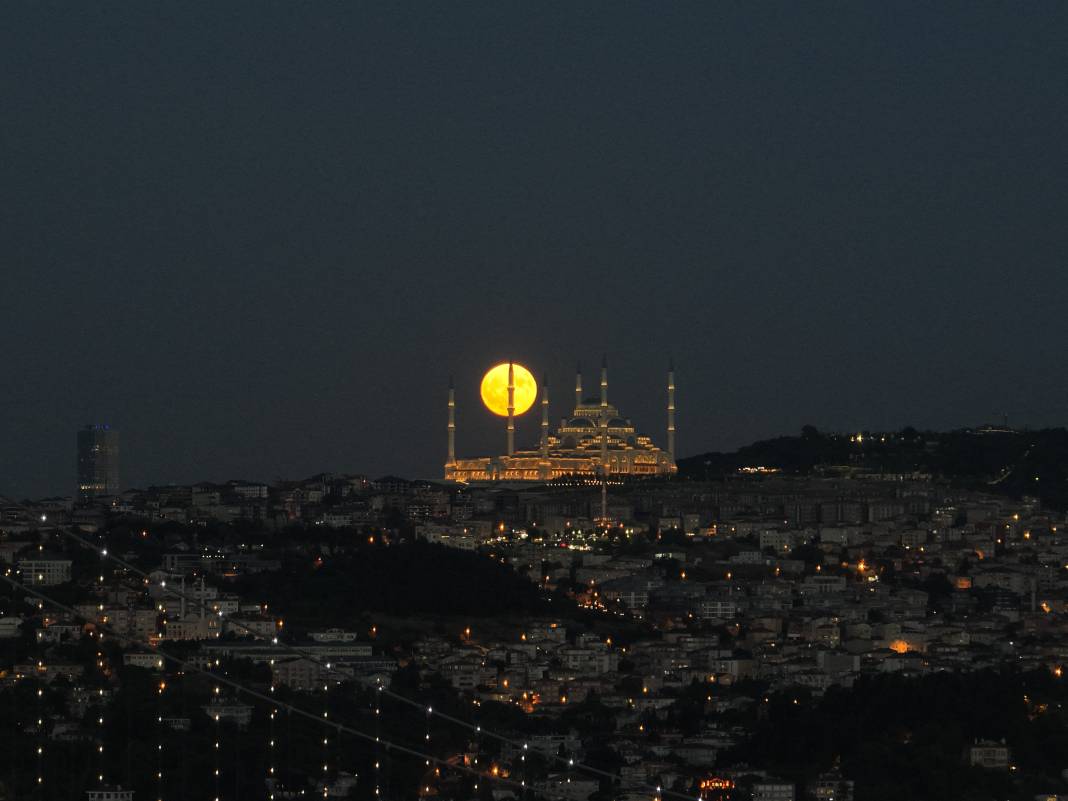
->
568, 417, 596, 428
606, 417, 629, 428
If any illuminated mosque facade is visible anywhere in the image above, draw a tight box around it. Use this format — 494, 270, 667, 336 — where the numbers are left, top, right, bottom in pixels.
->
445, 359, 677, 482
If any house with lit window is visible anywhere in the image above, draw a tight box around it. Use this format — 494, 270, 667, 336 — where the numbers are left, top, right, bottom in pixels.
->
752, 781, 795, 801
86, 788, 135, 801
968, 739, 1010, 769
18, 555, 72, 586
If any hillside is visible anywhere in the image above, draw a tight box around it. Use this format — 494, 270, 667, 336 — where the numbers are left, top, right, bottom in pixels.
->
678, 426, 1068, 509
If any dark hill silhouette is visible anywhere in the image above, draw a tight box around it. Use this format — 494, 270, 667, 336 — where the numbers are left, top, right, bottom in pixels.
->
233, 541, 561, 625
678, 426, 1068, 509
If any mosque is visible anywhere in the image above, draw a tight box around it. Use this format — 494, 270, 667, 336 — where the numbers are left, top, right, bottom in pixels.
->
444, 358, 677, 482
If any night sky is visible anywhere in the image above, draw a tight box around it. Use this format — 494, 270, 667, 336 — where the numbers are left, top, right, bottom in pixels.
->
3, 3, 1067, 497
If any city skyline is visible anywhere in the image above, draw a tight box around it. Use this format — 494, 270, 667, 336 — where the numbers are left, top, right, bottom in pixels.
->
30, 411, 1068, 504
15, 365, 1068, 500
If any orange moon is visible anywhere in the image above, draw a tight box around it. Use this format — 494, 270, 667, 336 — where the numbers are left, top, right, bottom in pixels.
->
480, 363, 537, 417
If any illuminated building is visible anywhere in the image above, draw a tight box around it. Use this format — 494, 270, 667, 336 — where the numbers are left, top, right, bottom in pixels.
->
77, 424, 120, 501
17, 556, 72, 586
699, 777, 735, 801
752, 782, 795, 801
85, 789, 135, 801
445, 358, 677, 482
968, 740, 1010, 769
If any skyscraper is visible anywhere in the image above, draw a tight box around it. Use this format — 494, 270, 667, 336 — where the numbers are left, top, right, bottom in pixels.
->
77, 425, 120, 501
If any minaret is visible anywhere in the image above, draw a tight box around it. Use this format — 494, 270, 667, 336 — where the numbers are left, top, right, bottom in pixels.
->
599, 355, 609, 469
600, 355, 609, 415
575, 362, 583, 410
540, 374, 550, 458
506, 361, 516, 456
667, 360, 676, 460
447, 376, 456, 466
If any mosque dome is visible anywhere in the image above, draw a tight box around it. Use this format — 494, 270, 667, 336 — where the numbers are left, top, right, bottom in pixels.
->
568, 417, 596, 428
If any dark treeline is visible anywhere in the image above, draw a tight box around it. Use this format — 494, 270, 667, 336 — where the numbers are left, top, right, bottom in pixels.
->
679, 427, 1068, 510
232, 541, 566, 628
722, 668, 1068, 801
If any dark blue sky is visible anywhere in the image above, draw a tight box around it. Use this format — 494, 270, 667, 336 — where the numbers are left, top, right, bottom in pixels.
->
3, 3, 1067, 496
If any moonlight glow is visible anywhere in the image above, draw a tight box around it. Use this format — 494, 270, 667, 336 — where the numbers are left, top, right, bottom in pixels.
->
480, 363, 537, 417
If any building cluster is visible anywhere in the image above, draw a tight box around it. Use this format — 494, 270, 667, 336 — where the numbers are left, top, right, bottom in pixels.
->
403, 475, 1068, 800
7, 473, 455, 530
3, 469, 1068, 800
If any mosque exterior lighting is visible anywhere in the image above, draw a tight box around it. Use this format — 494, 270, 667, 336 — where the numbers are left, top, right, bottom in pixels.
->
445, 357, 677, 482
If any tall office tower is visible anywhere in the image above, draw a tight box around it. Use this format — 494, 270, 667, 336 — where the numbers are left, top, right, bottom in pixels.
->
77, 425, 120, 501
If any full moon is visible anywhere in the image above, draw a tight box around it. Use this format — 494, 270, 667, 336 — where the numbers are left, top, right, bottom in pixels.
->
480, 363, 538, 417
